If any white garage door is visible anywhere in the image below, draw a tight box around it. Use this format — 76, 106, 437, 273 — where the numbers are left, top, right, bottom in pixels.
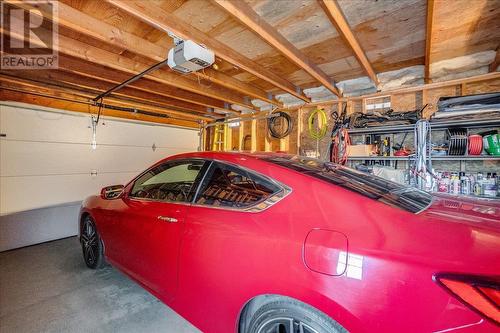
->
0, 102, 200, 251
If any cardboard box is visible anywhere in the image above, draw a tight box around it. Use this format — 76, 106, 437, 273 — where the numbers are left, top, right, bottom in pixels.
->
347, 144, 376, 157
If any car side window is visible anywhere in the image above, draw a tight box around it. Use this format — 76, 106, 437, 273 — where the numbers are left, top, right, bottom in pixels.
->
194, 162, 281, 209
129, 160, 207, 203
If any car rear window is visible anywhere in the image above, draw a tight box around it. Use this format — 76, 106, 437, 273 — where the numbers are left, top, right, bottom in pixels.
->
262, 155, 432, 213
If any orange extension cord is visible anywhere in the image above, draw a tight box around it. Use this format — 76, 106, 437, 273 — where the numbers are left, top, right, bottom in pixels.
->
331, 127, 350, 165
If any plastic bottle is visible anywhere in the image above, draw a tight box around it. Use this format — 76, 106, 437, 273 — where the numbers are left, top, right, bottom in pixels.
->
438, 172, 449, 193
496, 175, 500, 198
483, 173, 497, 197
460, 172, 470, 196
474, 173, 484, 196
451, 173, 460, 194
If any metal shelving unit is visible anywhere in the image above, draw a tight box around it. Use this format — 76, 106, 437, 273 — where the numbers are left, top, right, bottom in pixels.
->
347, 117, 500, 135
348, 155, 500, 161
346, 117, 500, 174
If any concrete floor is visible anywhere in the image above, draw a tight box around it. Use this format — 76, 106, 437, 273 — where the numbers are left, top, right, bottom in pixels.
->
0, 237, 201, 333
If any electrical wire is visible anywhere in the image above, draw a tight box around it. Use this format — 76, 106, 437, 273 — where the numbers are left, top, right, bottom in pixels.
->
2, 86, 200, 123
195, 69, 214, 89
268, 111, 292, 139
308, 108, 328, 139
96, 97, 103, 124
331, 127, 350, 165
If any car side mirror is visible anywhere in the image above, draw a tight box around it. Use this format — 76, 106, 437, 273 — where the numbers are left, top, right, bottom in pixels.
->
101, 185, 125, 200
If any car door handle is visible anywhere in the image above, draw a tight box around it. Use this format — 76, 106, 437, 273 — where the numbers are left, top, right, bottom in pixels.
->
157, 216, 178, 223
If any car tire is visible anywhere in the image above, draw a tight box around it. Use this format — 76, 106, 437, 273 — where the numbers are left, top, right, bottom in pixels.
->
80, 216, 105, 269
242, 295, 348, 333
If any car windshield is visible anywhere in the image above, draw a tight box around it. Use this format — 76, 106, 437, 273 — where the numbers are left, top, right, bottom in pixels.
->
262, 155, 432, 214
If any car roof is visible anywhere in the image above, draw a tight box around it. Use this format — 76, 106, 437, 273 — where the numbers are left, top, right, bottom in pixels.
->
167, 151, 293, 162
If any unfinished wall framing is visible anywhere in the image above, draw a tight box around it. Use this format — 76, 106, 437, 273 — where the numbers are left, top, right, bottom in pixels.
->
205, 72, 500, 160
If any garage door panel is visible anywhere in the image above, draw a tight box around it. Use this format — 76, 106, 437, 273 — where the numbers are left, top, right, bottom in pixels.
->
0, 172, 138, 215
0, 142, 194, 177
94, 120, 199, 148
0, 102, 199, 251
0, 141, 92, 176
0, 105, 91, 142
0, 104, 199, 148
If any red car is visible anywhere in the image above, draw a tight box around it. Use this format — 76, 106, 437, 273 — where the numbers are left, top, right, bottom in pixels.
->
79, 152, 500, 333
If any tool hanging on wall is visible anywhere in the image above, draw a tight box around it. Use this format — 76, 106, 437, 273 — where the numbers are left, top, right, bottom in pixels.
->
268, 111, 293, 139
329, 103, 350, 164
308, 108, 328, 158
331, 127, 350, 164
412, 120, 434, 190
307, 108, 328, 140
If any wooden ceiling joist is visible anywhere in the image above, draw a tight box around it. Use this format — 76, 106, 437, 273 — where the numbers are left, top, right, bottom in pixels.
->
1, 70, 211, 116
57, 56, 229, 111
213, 0, 341, 97
424, 0, 436, 83
106, 0, 311, 103
1, 91, 199, 129
8, 0, 279, 107
318, 0, 379, 86
1, 19, 252, 111
0, 75, 213, 122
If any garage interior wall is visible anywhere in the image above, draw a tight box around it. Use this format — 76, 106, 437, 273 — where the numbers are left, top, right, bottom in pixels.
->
0, 102, 200, 251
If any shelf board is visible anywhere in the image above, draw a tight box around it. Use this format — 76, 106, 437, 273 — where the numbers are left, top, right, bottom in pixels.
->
347, 156, 412, 161
431, 155, 500, 161
347, 155, 500, 161
348, 125, 413, 135
347, 117, 500, 135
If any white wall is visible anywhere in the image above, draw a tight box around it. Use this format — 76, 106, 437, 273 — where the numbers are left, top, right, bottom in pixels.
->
0, 102, 199, 251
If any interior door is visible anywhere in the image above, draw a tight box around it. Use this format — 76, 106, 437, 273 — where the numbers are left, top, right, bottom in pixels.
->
117, 159, 209, 298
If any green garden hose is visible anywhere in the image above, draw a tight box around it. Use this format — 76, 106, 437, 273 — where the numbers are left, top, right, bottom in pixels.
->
308, 108, 328, 139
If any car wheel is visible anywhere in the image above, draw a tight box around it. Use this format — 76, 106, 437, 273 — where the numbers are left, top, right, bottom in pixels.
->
243, 296, 347, 333
80, 216, 105, 269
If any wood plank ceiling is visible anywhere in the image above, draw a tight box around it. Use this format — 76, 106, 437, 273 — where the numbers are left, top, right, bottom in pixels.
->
1, 0, 499, 128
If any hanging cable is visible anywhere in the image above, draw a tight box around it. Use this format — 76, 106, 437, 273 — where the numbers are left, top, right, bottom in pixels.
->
268, 111, 293, 139
331, 127, 350, 165
96, 97, 103, 124
329, 103, 350, 164
90, 98, 102, 150
307, 108, 328, 140
195, 69, 214, 89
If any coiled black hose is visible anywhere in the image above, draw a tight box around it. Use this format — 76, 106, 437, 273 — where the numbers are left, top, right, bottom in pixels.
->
268, 111, 293, 139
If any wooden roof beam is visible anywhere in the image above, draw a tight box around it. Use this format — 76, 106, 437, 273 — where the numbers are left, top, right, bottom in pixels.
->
57, 56, 228, 111
318, 0, 379, 86
424, 0, 436, 83
0, 69, 213, 117
1, 91, 200, 129
106, 0, 310, 102
0, 74, 213, 121
1, 19, 251, 111
214, 0, 341, 97
6, 0, 263, 109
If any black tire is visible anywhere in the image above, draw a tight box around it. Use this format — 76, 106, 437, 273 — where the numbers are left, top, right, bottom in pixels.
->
241, 295, 348, 333
80, 216, 105, 269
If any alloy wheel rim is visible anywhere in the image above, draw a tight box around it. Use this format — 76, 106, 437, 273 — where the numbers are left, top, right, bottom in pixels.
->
257, 317, 320, 333
81, 219, 98, 265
